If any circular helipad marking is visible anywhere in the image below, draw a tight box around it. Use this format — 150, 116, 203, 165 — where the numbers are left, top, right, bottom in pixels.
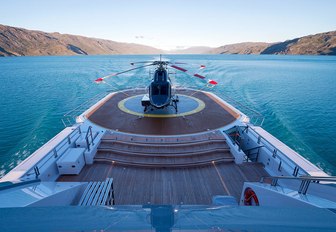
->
118, 94, 205, 118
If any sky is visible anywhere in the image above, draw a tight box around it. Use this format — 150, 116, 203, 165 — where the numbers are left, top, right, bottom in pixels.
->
1, 0, 336, 50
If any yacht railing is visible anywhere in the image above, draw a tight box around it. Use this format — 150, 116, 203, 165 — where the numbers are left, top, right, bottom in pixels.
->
247, 126, 308, 175
245, 125, 308, 176
23, 126, 82, 179
219, 93, 265, 126
225, 125, 308, 176
242, 145, 264, 162
260, 176, 336, 195
61, 92, 110, 127
61, 87, 145, 127
0, 179, 41, 191
85, 126, 95, 152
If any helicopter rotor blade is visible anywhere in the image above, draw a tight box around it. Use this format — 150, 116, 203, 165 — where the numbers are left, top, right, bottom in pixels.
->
171, 62, 188, 65
95, 63, 154, 83
170, 65, 188, 72
170, 64, 206, 79
172, 62, 205, 70
169, 64, 217, 85
170, 64, 205, 71
193, 73, 206, 79
208, 79, 218, 85
130, 61, 154, 66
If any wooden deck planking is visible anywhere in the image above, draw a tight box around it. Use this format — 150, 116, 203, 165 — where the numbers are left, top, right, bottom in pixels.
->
58, 161, 268, 205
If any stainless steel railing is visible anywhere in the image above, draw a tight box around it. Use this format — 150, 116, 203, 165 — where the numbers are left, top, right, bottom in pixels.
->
245, 125, 308, 176
24, 126, 82, 179
219, 92, 265, 126
85, 126, 95, 152
260, 176, 336, 195
61, 91, 111, 127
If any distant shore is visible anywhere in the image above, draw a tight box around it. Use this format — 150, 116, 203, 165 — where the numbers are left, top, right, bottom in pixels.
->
1, 24, 335, 57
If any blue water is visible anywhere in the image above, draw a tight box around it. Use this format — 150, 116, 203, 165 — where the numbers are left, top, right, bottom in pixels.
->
0, 55, 335, 176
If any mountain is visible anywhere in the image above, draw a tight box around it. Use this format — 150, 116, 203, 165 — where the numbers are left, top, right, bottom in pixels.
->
0, 24, 162, 56
210, 31, 336, 55
261, 31, 336, 55
1, 24, 335, 56
167, 46, 213, 54
209, 42, 271, 55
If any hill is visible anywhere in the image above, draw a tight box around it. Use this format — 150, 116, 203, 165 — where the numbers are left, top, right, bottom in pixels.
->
0, 24, 162, 56
209, 42, 271, 55
1, 24, 335, 56
210, 31, 336, 55
261, 31, 336, 55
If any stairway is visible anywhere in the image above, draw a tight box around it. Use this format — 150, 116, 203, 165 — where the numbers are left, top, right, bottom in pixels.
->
94, 132, 234, 168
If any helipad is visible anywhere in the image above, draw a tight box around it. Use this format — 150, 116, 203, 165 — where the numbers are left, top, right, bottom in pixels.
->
87, 88, 240, 135
118, 94, 205, 118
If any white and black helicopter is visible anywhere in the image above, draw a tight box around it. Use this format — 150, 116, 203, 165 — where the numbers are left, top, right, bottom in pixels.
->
95, 56, 217, 113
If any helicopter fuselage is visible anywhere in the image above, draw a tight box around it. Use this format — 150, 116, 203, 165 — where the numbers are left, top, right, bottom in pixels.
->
148, 66, 172, 109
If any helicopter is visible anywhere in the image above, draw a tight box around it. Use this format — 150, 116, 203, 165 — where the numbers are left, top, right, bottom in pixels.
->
95, 56, 217, 113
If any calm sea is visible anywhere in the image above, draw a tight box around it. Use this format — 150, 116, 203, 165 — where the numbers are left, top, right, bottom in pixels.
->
0, 54, 335, 176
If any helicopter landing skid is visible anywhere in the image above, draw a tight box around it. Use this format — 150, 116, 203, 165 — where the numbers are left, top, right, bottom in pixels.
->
171, 95, 179, 113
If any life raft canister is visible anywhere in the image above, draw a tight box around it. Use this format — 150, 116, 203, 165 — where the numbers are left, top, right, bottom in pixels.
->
243, 187, 259, 206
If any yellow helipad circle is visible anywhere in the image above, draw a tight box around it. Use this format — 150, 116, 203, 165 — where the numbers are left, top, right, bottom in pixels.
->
118, 94, 205, 118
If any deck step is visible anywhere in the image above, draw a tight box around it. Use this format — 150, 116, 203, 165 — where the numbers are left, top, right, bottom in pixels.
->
102, 130, 226, 145
100, 138, 228, 147
97, 147, 230, 157
94, 157, 234, 168
95, 149, 234, 168
95, 131, 234, 168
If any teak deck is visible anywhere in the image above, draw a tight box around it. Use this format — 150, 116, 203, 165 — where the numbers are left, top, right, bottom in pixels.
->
58, 162, 268, 205
58, 88, 268, 205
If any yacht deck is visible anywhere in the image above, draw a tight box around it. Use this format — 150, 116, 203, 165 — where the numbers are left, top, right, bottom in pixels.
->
58, 88, 268, 205
58, 161, 267, 205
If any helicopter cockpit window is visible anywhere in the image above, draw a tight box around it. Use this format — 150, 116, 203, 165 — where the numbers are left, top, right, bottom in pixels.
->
161, 83, 168, 95
152, 84, 160, 95
155, 71, 166, 82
